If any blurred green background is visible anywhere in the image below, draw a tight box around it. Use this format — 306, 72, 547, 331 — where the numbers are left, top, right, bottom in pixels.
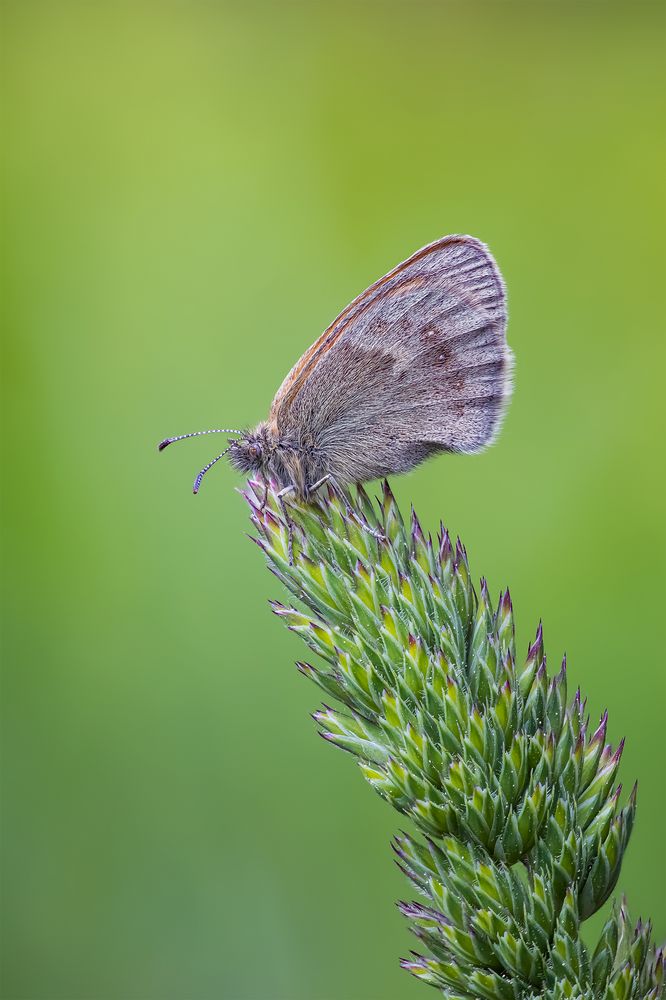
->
2, 1, 664, 997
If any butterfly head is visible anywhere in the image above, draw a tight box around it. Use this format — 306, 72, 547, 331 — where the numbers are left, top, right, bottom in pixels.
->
227, 427, 270, 476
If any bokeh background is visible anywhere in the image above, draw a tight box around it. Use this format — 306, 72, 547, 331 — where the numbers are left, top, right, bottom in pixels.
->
2, 1, 665, 997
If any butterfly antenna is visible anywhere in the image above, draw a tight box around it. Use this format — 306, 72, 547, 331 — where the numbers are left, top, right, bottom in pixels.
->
158, 428, 243, 451
193, 448, 232, 494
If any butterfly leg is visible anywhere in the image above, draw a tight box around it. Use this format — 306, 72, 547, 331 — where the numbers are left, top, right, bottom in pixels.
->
308, 475, 332, 494
276, 484, 296, 566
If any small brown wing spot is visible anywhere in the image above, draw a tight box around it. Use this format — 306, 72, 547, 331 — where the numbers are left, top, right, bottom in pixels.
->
422, 340, 452, 368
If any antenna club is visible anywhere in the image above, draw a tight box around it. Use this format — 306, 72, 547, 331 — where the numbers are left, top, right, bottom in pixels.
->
156, 428, 244, 451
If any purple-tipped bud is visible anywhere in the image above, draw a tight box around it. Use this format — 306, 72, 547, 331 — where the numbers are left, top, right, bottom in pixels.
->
262, 509, 281, 531
397, 901, 449, 924
439, 529, 452, 565
527, 622, 544, 664
381, 479, 393, 501
400, 958, 426, 973
567, 688, 583, 723
241, 488, 263, 512
591, 710, 609, 745
410, 507, 424, 543
356, 482, 370, 505
393, 860, 412, 880
391, 838, 407, 859
247, 534, 268, 552
612, 738, 626, 764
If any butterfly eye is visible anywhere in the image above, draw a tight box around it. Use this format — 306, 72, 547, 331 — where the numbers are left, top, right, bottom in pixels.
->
248, 443, 261, 460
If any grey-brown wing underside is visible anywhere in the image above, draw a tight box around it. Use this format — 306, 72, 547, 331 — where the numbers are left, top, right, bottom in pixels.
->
270, 235, 512, 483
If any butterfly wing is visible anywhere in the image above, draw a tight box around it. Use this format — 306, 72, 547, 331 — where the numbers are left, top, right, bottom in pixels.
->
270, 235, 511, 484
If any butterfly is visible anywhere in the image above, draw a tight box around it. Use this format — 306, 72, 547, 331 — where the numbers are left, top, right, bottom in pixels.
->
159, 234, 512, 535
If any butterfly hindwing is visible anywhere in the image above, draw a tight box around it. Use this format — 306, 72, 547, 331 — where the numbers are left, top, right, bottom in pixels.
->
269, 235, 511, 483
